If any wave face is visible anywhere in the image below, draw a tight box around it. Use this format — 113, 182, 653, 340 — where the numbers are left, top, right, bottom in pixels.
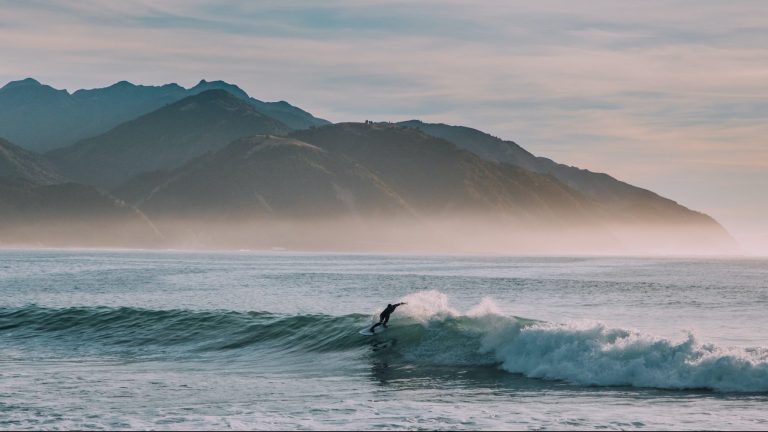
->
0, 305, 368, 354
3, 291, 768, 392
398, 291, 768, 393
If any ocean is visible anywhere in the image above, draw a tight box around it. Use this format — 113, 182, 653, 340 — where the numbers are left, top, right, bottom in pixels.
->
1, 249, 767, 430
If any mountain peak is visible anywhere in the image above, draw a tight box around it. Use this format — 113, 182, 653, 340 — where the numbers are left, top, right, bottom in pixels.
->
195, 79, 229, 87
189, 79, 250, 100
1, 78, 43, 91
161, 83, 185, 90
50, 88, 291, 187
109, 80, 136, 88
182, 88, 241, 103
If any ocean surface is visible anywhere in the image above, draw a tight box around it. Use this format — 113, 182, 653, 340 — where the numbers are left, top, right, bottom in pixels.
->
1, 250, 767, 430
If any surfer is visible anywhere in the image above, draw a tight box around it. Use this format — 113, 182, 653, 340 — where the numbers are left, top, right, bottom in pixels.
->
369, 302, 406, 333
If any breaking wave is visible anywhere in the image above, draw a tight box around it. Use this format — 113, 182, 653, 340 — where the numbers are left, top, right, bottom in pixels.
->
3, 290, 768, 392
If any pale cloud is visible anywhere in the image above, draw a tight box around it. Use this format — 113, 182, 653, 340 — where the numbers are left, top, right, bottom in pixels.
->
0, 0, 766, 253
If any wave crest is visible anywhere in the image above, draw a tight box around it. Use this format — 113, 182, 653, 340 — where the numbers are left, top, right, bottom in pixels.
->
390, 291, 768, 392
3, 292, 768, 392
483, 321, 768, 392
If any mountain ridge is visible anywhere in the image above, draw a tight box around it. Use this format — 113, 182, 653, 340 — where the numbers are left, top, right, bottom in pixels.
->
113, 127, 624, 252
49, 90, 291, 188
118, 126, 596, 222
0, 78, 329, 151
397, 120, 721, 225
0, 137, 65, 185
0, 79, 740, 253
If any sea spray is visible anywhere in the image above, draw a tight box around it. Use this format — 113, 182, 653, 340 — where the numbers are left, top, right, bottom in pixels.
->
398, 290, 460, 321
395, 291, 768, 392
486, 322, 768, 392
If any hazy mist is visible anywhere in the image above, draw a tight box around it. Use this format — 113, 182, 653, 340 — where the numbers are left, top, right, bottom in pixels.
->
0, 215, 740, 256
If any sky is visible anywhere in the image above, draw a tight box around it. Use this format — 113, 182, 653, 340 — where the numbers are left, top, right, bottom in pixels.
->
1, 0, 766, 254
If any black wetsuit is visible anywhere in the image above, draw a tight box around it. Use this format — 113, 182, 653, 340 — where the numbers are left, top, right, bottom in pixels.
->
370, 303, 403, 332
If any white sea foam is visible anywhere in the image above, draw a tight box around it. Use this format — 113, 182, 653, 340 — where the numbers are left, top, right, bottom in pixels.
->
399, 291, 768, 392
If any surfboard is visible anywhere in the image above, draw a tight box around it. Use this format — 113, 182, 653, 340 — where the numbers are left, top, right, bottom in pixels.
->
359, 325, 387, 336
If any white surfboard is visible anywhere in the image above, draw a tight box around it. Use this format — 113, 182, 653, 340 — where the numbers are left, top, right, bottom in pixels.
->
359, 325, 387, 336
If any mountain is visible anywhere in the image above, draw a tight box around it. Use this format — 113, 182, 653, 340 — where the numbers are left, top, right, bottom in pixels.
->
0, 79, 187, 152
50, 90, 291, 188
0, 78, 329, 152
398, 120, 543, 171
120, 123, 596, 221
188, 80, 328, 130
0, 177, 160, 247
290, 123, 594, 220
113, 124, 616, 252
0, 136, 160, 246
0, 137, 65, 184
0, 77, 737, 253
397, 120, 724, 225
108, 122, 735, 253
118, 135, 414, 218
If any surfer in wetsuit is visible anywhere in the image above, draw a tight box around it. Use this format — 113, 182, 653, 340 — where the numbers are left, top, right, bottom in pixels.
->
370, 302, 406, 332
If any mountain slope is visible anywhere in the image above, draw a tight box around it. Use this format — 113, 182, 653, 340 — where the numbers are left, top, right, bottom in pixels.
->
397, 120, 736, 252
291, 123, 594, 220
0, 177, 160, 247
113, 125, 613, 252
0, 134, 160, 246
0, 78, 329, 152
0, 137, 65, 184
0, 79, 187, 152
189, 80, 329, 130
397, 120, 724, 224
68, 81, 187, 141
0, 79, 75, 152
118, 124, 596, 221
50, 90, 291, 188
122, 135, 413, 218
